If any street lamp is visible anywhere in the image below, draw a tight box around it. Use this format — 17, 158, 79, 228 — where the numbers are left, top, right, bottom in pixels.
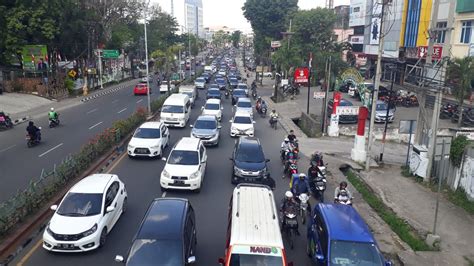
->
143, 0, 151, 114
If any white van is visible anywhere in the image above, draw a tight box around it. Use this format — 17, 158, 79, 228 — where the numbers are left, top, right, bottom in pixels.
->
219, 184, 292, 266
161, 94, 191, 127
204, 65, 213, 73
179, 85, 197, 107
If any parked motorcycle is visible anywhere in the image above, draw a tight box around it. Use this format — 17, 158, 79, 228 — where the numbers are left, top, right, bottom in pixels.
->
440, 103, 457, 119
298, 193, 310, 225
26, 127, 42, 148
0, 112, 13, 129
335, 189, 352, 205
282, 207, 299, 249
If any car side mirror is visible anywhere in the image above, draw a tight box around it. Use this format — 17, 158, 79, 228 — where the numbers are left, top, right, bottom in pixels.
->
218, 125, 222, 129
115, 255, 125, 263
229, 120, 233, 123
221, 107, 224, 110
229, 157, 233, 161
201, 106, 204, 110
50, 205, 58, 211
187, 256, 196, 264
316, 254, 325, 261
218, 258, 225, 265
385, 261, 393, 266
106, 206, 115, 213
190, 125, 193, 128
252, 121, 256, 124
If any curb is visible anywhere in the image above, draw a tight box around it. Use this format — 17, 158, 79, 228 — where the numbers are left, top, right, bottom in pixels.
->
81, 85, 126, 102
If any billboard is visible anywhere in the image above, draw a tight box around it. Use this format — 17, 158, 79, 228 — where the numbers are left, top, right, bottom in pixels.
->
349, 0, 367, 27
21, 45, 48, 71
370, 0, 383, 45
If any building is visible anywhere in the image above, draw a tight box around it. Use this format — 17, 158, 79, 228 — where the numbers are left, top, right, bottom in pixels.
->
334, 5, 353, 61
349, 0, 369, 67
451, 0, 474, 58
184, 0, 204, 38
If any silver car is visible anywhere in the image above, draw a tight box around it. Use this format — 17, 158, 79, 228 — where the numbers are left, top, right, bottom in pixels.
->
373, 100, 395, 123
190, 115, 221, 146
235, 98, 253, 117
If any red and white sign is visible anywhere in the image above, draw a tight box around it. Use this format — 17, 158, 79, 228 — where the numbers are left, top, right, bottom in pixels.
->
271, 41, 281, 48
417, 46, 443, 60
293, 67, 309, 84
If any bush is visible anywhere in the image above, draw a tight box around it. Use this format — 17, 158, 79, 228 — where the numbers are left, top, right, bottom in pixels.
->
450, 135, 470, 167
64, 77, 75, 95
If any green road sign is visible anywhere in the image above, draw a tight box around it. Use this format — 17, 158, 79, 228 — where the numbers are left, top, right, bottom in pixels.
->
102, 50, 119, 59
171, 73, 180, 81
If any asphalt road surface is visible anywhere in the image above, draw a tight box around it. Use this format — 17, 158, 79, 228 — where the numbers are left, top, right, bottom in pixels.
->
13, 74, 334, 266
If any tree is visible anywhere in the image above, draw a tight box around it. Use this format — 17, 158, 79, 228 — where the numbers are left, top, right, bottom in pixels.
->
272, 45, 300, 78
212, 30, 230, 48
446, 57, 474, 126
151, 44, 181, 92
230, 30, 242, 48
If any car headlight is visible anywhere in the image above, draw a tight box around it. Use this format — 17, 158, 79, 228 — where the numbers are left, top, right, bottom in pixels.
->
234, 166, 244, 175
81, 224, 98, 238
231, 126, 238, 132
190, 170, 200, 179
128, 144, 135, 149
162, 169, 170, 178
246, 128, 254, 133
151, 144, 160, 149
260, 167, 268, 177
46, 223, 54, 236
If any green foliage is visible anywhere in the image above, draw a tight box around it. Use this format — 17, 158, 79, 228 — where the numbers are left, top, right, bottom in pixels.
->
231, 30, 242, 48
64, 77, 75, 94
446, 187, 474, 215
345, 170, 432, 251
450, 135, 470, 167
212, 30, 230, 48
401, 165, 412, 177
446, 57, 474, 125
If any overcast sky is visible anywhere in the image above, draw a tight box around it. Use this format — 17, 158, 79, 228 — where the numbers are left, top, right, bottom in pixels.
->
152, 0, 350, 33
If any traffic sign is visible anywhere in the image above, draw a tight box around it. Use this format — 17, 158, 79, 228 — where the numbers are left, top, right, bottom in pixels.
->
293, 67, 309, 84
102, 49, 119, 59
313, 91, 325, 99
271, 41, 281, 48
68, 69, 77, 78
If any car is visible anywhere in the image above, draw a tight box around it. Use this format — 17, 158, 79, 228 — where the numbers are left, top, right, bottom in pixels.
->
327, 99, 358, 124
230, 137, 272, 186
235, 97, 253, 117
237, 83, 249, 96
160, 83, 175, 93
201, 72, 211, 83
372, 100, 395, 123
215, 78, 227, 90
207, 88, 222, 100
179, 85, 198, 107
202, 98, 223, 121
194, 77, 206, 89
127, 122, 170, 158
115, 198, 197, 266
190, 115, 221, 146
307, 203, 391, 266
208, 83, 219, 90
218, 69, 227, 76
43, 174, 127, 252
160, 137, 207, 192
134, 83, 150, 95
229, 111, 255, 137
259, 72, 273, 78
161, 94, 192, 128
231, 89, 247, 105
214, 74, 224, 79
140, 76, 151, 83
228, 77, 239, 89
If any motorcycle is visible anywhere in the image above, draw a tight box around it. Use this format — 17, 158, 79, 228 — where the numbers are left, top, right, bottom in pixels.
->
310, 176, 327, 203
282, 207, 299, 249
440, 104, 457, 119
251, 88, 257, 99
335, 189, 352, 205
49, 116, 60, 128
26, 127, 42, 148
260, 105, 267, 118
298, 193, 310, 225
286, 163, 298, 181
0, 112, 13, 129
225, 89, 230, 99
269, 116, 278, 129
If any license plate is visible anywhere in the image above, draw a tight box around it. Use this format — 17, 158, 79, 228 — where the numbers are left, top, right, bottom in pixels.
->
58, 244, 75, 249
301, 203, 308, 209
174, 180, 185, 185
286, 219, 298, 225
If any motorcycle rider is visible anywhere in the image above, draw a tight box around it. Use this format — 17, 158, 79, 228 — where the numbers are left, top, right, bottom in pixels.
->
281, 138, 291, 160
307, 163, 325, 181
26, 121, 41, 141
287, 129, 297, 143
279, 191, 299, 235
311, 151, 325, 166
291, 173, 311, 198
256, 96, 262, 112
48, 107, 58, 121
334, 181, 353, 203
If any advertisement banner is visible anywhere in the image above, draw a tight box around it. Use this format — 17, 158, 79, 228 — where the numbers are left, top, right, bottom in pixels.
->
370, 0, 382, 45
349, 0, 367, 27
22, 45, 48, 71
293, 67, 309, 84
350, 36, 364, 44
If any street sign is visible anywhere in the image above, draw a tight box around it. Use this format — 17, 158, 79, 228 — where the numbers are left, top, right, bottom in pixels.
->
281, 79, 289, 86
293, 67, 309, 84
68, 69, 77, 78
271, 41, 281, 48
399, 120, 417, 134
313, 91, 326, 99
336, 106, 360, 115
417, 46, 443, 60
102, 49, 120, 59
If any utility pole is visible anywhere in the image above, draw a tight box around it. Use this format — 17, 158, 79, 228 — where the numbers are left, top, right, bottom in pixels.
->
98, 49, 104, 90
366, 0, 386, 171
380, 67, 396, 162
322, 57, 332, 134
143, 1, 151, 114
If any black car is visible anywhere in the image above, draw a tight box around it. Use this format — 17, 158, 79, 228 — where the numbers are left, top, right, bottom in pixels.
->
116, 198, 197, 266
207, 88, 222, 100
231, 89, 247, 105
230, 137, 273, 187
215, 78, 227, 90
327, 99, 358, 124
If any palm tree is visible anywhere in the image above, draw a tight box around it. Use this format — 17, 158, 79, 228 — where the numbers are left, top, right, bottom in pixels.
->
446, 57, 474, 126
151, 44, 182, 93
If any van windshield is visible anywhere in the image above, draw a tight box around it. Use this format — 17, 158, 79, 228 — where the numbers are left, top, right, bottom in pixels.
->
162, 105, 184, 113
230, 254, 284, 266
330, 240, 384, 266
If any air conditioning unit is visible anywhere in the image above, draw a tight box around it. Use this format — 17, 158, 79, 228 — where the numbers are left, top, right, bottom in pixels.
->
410, 145, 429, 178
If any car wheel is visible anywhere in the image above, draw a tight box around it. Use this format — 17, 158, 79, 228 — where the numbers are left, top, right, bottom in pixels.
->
99, 228, 107, 247
158, 147, 164, 159
122, 197, 127, 214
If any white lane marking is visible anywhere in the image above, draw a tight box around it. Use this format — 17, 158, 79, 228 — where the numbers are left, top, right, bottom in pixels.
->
86, 108, 98, 114
112, 99, 119, 104
161, 191, 167, 198
0, 144, 16, 153
38, 143, 64, 158
88, 121, 103, 130
136, 99, 143, 104
117, 108, 127, 114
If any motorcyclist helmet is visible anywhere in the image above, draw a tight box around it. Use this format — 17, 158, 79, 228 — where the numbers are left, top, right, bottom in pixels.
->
258, 96, 261, 99
285, 191, 293, 199
50, 107, 54, 111
272, 109, 276, 113
29, 121, 34, 126
284, 138, 289, 142
340, 181, 348, 189
299, 173, 306, 179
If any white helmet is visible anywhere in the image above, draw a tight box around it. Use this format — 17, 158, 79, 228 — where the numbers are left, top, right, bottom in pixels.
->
299, 173, 306, 178
284, 137, 289, 142
50, 107, 54, 111
285, 191, 293, 199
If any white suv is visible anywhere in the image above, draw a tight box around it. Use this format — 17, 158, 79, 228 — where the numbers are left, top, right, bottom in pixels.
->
230, 111, 255, 137
202, 98, 223, 121
160, 137, 207, 192
127, 122, 170, 158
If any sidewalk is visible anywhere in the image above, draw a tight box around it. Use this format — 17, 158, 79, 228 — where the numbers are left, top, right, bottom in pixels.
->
258, 71, 474, 265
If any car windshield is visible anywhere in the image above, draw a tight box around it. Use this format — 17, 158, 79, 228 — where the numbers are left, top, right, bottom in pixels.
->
209, 84, 219, 89
195, 119, 217, 129
205, 103, 220, 110
230, 254, 284, 266
376, 103, 388, 110
196, 78, 205, 82
216, 79, 226, 84
234, 116, 252, 124
330, 240, 384, 266
208, 90, 220, 95
237, 101, 252, 108
230, 78, 238, 83
134, 128, 161, 139
233, 90, 246, 96
238, 85, 247, 90
236, 145, 265, 163
168, 150, 199, 165
162, 105, 184, 113
340, 101, 353, 106
57, 193, 102, 216
127, 239, 183, 266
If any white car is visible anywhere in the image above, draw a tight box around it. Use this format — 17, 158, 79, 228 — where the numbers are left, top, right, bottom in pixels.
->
259, 72, 273, 78
218, 70, 227, 76
230, 111, 255, 137
160, 137, 207, 192
160, 83, 175, 93
202, 98, 223, 121
194, 77, 206, 89
235, 97, 253, 117
43, 174, 127, 252
127, 122, 170, 158
237, 83, 249, 96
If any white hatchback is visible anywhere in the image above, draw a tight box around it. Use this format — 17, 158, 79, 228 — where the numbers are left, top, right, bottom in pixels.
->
43, 174, 127, 252
230, 111, 255, 137
127, 122, 170, 158
160, 137, 207, 192
202, 98, 223, 121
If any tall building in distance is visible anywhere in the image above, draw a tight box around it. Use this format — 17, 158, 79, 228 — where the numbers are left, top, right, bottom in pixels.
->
184, 0, 204, 38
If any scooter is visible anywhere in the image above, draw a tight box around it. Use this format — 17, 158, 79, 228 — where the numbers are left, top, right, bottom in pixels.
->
0, 112, 13, 129
260, 105, 267, 118
224, 89, 230, 99
335, 189, 353, 205
298, 193, 310, 225
49, 116, 60, 128
269, 116, 278, 129
251, 89, 257, 99
310, 176, 327, 203
26, 128, 42, 148
282, 208, 298, 250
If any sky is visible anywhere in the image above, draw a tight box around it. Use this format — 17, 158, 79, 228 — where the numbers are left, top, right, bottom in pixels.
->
152, 0, 350, 33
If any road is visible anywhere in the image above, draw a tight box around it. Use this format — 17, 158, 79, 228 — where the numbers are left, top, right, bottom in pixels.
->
13, 65, 332, 266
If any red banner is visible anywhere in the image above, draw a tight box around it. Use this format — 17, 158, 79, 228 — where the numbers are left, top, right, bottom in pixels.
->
332, 92, 342, 115
293, 67, 309, 84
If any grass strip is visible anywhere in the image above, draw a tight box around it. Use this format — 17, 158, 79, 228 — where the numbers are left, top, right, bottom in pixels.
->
345, 170, 432, 251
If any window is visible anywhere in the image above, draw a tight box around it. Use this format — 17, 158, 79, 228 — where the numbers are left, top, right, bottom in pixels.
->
436, 22, 447, 43
199, 145, 205, 161
460, 20, 472, 43
316, 215, 328, 256
105, 182, 119, 208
